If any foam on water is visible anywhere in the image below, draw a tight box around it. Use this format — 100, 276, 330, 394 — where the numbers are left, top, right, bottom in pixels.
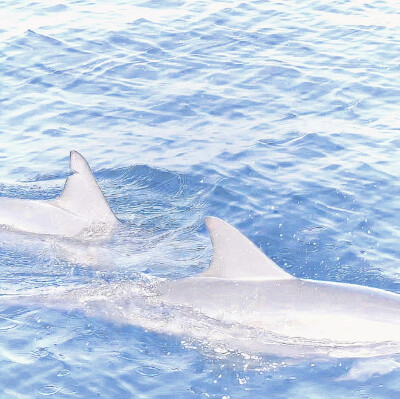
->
1, 0, 400, 397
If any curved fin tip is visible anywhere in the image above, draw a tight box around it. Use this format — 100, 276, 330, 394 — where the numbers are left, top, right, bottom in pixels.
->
203, 216, 294, 280
69, 150, 90, 174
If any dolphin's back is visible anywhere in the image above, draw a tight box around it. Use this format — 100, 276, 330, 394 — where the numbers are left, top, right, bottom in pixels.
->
159, 217, 400, 349
159, 277, 400, 345
0, 197, 85, 236
0, 151, 118, 238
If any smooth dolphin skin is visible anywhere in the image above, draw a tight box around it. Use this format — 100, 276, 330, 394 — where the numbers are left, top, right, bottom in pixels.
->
157, 217, 400, 358
0, 151, 118, 238
7, 217, 400, 364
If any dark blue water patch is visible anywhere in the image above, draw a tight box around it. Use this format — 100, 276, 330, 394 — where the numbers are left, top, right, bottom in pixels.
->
28, 76, 53, 88
0, 182, 61, 200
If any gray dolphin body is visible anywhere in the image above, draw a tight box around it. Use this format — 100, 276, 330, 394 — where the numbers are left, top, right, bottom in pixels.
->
156, 217, 400, 358
25, 217, 400, 360
0, 151, 118, 238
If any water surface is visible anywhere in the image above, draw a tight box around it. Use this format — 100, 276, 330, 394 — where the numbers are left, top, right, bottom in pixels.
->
1, 0, 400, 397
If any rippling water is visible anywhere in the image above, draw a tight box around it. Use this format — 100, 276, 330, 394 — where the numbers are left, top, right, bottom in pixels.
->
1, 0, 400, 397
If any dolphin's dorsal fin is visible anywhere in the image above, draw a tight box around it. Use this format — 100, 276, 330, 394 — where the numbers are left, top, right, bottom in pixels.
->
201, 217, 294, 280
54, 151, 118, 223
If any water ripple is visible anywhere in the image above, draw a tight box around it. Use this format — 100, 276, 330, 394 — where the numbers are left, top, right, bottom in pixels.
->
1, 0, 400, 397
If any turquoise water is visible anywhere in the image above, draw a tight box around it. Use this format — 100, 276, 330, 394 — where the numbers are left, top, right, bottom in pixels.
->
1, 0, 400, 397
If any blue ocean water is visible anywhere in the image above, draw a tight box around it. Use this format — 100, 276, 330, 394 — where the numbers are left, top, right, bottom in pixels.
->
1, 0, 400, 397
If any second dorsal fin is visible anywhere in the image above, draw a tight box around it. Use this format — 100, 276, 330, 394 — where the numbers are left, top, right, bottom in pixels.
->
55, 151, 118, 224
200, 217, 294, 280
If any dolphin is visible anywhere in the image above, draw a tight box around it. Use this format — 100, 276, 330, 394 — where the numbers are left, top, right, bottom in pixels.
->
157, 217, 400, 358
11, 217, 400, 362
0, 151, 118, 238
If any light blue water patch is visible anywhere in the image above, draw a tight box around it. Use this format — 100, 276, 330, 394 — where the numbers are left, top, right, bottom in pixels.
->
1, 0, 400, 397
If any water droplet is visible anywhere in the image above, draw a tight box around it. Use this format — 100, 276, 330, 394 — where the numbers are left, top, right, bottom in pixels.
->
135, 365, 161, 377
56, 369, 70, 377
38, 385, 60, 396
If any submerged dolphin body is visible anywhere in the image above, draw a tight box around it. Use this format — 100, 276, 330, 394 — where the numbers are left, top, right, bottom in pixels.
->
17, 217, 400, 362
0, 151, 118, 238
